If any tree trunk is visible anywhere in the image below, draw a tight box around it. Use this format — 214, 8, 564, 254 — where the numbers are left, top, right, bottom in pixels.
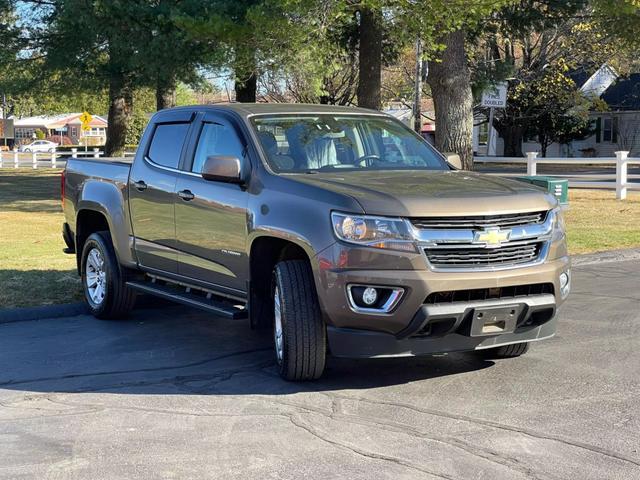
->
427, 30, 474, 170
156, 76, 176, 111
105, 73, 133, 157
235, 71, 257, 102
357, 6, 382, 110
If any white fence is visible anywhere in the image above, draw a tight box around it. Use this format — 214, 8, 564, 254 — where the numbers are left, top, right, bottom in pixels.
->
0, 148, 104, 169
475, 151, 640, 200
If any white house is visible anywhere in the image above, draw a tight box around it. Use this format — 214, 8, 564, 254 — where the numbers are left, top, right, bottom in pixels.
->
474, 65, 640, 157
12, 113, 108, 147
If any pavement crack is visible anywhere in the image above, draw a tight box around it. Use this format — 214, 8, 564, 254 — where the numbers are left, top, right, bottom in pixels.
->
286, 412, 454, 480
331, 394, 640, 468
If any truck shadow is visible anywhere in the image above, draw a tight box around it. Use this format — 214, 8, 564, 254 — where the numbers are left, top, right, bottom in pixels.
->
0, 305, 495, 396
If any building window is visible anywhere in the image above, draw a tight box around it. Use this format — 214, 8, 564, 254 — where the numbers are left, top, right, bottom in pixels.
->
478, 122, 488, 145
600, 117, 618, 143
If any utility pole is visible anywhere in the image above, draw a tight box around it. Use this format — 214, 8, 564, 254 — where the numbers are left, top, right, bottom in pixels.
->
1, 92, 6, 148
413, 38, 422, 133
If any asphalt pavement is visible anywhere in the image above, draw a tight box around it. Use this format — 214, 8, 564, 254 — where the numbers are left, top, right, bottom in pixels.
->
1, 258, 639, 479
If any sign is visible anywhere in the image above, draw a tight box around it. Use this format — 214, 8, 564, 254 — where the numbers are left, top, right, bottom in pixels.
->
0, 119, 15, 139
481, 83, 508, 108
79, 111, 93, 131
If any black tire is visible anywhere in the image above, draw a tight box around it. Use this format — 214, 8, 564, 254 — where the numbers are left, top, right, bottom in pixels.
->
272, 260, 326, 381
81, 231, 136, 319
480, 342, 530, 359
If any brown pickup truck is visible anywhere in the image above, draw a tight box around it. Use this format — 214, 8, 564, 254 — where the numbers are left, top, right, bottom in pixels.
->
62, 104, 570, 381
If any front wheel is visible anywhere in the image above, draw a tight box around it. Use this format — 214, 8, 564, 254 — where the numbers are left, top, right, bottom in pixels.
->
272, 260, 326, 381
81, 231, 136, 319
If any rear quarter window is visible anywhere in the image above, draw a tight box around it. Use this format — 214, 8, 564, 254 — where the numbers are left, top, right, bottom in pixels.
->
147, 122, 190, 169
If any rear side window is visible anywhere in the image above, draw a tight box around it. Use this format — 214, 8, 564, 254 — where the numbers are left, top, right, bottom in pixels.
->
147, 122, 190, 169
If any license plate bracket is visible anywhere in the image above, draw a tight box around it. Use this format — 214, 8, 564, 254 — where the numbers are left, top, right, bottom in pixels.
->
470, 304, 524, 337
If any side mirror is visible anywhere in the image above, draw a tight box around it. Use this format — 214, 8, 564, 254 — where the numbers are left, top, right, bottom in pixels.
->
202, 155, 243, 183
444, 152, 462, 170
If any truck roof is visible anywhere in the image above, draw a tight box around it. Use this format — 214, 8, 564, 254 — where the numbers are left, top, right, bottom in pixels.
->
164, 103, 384, 118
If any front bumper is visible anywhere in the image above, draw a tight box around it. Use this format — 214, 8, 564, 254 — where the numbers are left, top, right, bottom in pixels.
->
314, 241, 569, 358
327, 294, 557, 358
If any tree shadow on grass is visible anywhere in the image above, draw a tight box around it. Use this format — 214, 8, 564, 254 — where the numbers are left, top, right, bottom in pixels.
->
0, 172, 63, 213
0, 269, 82, 309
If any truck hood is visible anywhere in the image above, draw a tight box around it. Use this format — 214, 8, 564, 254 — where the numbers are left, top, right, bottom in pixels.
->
286, 170, 557, 217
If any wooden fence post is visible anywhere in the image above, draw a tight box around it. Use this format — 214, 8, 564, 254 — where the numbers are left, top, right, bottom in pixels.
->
93, 148, 100, 159
32, 152, 38, 169
526, 152, 538, 176
51, 152, 57, 168
13, 151, 18, 168
71, 148, 77, 158
615, 151, 629, 200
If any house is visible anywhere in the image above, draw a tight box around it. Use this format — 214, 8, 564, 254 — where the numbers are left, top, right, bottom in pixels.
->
12, 113, 108, 147
474, 65, 640, 157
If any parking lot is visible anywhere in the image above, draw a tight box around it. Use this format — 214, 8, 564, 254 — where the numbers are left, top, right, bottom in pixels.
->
1, 256, 639, 479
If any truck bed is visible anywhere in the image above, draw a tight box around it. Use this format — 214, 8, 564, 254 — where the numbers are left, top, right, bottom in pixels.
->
65, 157, 132, 186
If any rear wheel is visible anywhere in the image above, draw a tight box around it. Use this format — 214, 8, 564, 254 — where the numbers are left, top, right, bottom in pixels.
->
272, 260, 326, 381
81, 231, 136, 319
480, 342, 530, 359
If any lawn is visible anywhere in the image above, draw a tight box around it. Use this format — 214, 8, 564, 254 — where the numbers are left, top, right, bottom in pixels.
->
0, 168, 82, 308
0, 168, 639, 309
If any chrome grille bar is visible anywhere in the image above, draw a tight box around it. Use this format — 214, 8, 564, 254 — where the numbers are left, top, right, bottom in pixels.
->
411, 211, 546, 229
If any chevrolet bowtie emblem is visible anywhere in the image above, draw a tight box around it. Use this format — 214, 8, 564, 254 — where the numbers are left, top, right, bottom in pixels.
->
474, 227, 511, 247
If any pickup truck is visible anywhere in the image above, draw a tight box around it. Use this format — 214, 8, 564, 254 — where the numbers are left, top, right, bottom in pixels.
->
62, 104, 570, 381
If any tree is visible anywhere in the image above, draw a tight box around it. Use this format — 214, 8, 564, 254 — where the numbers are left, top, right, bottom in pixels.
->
357, 4, 383, 109
427, 30, 474, 166
394, 1, 515, 169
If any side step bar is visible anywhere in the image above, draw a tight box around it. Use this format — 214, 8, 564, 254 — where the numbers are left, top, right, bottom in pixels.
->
126, 280, 248, 320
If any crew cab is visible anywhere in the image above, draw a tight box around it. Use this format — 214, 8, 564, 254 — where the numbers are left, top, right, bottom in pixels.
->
62, 104, 570, 381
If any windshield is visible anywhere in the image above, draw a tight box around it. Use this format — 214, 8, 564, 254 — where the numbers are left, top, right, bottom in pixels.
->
251, 114, 447, 173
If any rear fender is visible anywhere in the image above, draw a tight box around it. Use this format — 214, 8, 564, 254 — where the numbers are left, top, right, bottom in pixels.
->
76, 180, 136, 267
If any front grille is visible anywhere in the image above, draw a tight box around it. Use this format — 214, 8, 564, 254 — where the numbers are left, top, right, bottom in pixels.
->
425, 283, 554, 304
425, 241, 543, 268
411, 211, 547, 229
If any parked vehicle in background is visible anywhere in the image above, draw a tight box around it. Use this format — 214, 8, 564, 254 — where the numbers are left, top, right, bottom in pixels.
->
61, 104, 570, 381
19, 140, 58, 153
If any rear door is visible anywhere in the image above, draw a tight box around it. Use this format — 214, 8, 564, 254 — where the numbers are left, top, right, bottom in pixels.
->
129, 110, 194, 273
174, 112, 250, 293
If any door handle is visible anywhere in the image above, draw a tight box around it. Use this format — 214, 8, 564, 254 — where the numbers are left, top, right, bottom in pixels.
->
133, 180, 147, 191
177, 189, 195, 201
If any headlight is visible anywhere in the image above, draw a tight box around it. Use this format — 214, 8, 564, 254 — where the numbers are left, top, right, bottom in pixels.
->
551, 207, 565, 241
331, 212, 417, 252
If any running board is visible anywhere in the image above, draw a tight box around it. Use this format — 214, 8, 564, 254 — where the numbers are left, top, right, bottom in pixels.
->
126, 280, 248, 319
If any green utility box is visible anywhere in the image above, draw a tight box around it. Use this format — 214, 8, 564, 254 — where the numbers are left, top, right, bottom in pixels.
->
516, 176, 569, 206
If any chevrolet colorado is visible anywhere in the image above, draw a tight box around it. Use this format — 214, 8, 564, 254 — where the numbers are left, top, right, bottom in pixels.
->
62, 104, 570, 381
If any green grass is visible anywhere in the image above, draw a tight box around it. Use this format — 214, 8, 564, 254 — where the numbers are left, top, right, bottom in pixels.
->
564, 189, 640, 255
0, 168, 82, 308
0, 168, 639, 309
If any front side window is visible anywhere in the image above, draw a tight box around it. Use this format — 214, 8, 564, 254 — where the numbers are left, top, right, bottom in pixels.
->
147, 122, 190, 169
251, 114, 447, 173
192, 122, 245, 174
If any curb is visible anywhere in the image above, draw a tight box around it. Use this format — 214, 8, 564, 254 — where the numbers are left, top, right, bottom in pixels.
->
572, 248, 640, 266
0, 302, 88, 324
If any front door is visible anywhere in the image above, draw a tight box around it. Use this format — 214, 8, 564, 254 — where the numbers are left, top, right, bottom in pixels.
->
129, 114, 193, 273
174, 113, 250, 293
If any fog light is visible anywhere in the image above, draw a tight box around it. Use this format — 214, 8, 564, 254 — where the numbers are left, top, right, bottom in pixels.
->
362, 287, 378, 306
560, 271, 571, 299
